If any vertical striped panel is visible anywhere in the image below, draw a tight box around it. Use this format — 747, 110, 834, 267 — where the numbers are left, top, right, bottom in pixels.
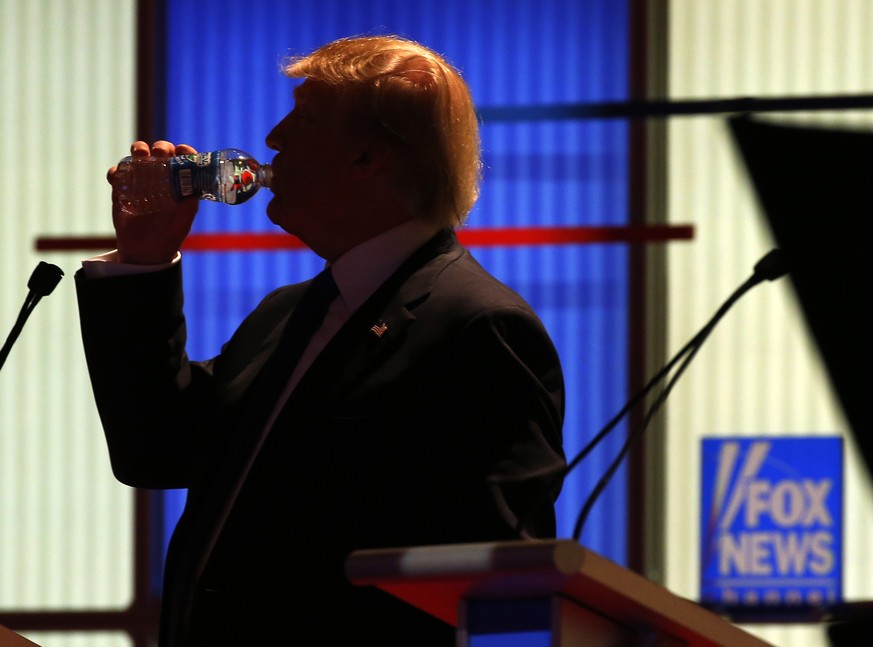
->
163, 0, 632, 564
20, 634, 131, 647
0, 0, 136, 613
665, 2, 873, 645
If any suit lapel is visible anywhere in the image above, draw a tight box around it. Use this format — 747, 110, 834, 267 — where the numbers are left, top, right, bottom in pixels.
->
284, 228, 460, 415
286, 294, 415, 412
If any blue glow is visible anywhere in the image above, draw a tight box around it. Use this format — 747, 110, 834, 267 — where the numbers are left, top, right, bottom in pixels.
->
468, 631, 551, 647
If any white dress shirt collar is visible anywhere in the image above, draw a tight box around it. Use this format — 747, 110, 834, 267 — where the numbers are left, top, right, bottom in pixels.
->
328, 217, 442, 314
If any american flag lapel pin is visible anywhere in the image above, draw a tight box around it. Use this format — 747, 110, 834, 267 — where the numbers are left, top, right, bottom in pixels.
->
369, 320, 389, 338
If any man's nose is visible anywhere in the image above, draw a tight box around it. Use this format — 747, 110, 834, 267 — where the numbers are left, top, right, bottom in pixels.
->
266, 111, 297, 150
265, 126, 281, 151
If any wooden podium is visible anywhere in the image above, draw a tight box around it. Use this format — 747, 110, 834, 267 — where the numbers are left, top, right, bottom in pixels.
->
0, 625, 37, 647
346, 540, 773, 646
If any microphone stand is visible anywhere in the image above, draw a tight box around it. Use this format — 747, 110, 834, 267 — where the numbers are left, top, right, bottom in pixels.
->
0, 262, 65, 373
568, 249, 789, 541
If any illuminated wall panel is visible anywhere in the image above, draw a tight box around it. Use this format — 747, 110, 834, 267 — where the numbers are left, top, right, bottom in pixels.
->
0, 0, 136, 618
21, 634, 131, 647
665, 2, 873, 645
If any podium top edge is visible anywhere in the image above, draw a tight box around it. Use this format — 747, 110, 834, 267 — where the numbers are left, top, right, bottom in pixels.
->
345, 540, 775, 647
345, 539, 587, 583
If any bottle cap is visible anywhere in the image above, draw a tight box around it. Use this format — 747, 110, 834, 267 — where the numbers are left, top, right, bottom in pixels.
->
259, 164, 273, 190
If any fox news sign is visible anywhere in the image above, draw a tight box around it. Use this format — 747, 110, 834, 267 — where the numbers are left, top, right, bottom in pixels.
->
700, 437, 842, 609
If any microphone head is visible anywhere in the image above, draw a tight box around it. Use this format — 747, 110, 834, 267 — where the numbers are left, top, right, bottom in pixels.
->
753, 248, 790, 282
27, 262, 65, 297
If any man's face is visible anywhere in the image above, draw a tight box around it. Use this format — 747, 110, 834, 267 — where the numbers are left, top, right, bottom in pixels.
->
265, 81, 368, 259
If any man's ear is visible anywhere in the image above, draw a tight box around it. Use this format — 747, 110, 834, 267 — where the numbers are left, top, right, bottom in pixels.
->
352, 138, 392, 178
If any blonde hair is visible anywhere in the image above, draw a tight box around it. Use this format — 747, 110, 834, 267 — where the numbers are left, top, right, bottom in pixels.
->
284, 36, 482, 228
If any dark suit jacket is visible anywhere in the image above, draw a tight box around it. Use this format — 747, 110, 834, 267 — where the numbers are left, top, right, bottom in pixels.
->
76, 230, 565, 646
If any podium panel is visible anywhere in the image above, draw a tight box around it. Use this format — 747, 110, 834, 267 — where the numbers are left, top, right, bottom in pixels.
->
346, 540, 773, 647
461, 596, 638, 647
0, 626, 37, 647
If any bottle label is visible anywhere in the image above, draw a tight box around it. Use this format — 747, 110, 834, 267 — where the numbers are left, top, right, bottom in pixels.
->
168, 153, 215, 201
168, 151, 260, 205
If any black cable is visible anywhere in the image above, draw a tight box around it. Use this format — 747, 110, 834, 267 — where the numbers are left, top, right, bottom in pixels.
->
569, 249, 788, 540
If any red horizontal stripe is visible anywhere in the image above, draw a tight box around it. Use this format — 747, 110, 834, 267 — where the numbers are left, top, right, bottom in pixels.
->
35, 225, 693, 253
458, 224, 693, 246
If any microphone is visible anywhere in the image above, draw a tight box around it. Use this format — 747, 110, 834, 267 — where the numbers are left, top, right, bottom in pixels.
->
0, 262, 65, 373
27, 261, 65, 297
512, 249, 789, 539
568, 248, 789, 540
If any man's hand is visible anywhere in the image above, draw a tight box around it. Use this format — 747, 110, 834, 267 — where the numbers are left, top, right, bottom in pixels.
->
107, 140, 200, 265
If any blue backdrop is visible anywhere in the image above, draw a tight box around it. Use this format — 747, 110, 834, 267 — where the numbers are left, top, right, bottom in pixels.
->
157, 0, 631, 591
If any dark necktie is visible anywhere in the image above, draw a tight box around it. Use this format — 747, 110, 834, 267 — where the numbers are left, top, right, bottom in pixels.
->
241, 267, 339, 432
272, 267, 339, 377
187, 268, 340, 615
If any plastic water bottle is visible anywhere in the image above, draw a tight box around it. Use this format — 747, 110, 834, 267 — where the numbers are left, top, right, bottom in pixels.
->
114, 148, 273, 215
